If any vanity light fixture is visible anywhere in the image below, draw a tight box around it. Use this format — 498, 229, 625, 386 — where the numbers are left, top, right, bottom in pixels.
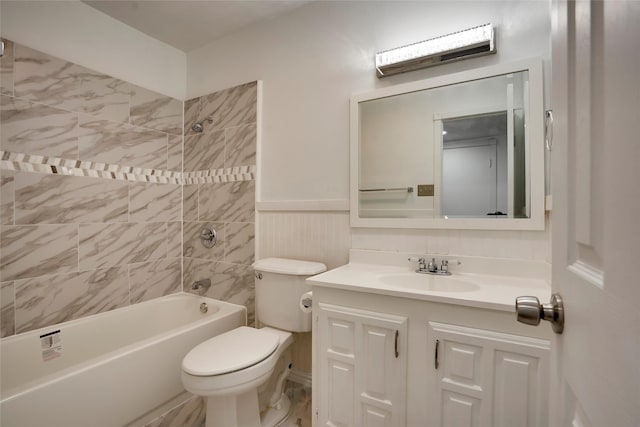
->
375, 23, 496, 78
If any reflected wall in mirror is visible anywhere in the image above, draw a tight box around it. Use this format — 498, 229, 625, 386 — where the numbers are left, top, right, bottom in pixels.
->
351, 59, 545, 230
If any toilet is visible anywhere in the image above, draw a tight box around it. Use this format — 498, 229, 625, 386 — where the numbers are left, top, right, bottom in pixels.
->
181, 258, 326, 427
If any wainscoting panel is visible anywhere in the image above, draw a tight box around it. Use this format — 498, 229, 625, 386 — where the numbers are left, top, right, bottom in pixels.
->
257, 210, 351, 374
257, 211, 351, 270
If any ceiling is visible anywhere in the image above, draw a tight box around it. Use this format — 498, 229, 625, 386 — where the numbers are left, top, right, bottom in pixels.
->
443, 112, 508, 142
83, 0, 312, 52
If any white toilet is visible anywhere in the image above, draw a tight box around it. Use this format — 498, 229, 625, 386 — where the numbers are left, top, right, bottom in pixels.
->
181, 258, 326, 427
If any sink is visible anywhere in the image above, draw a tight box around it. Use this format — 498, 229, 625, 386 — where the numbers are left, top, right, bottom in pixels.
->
377, 273, 480, 292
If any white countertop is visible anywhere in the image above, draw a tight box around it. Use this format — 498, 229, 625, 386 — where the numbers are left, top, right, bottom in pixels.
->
308, 261, 551, 312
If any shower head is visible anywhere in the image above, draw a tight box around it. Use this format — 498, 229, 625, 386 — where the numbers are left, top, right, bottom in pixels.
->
191, 117, 213, 133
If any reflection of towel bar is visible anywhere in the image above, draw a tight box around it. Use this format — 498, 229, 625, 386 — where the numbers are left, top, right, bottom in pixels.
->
359, 187, 414, 193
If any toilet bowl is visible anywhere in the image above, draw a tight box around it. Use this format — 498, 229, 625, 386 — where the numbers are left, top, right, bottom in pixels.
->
181, 258, 326, 427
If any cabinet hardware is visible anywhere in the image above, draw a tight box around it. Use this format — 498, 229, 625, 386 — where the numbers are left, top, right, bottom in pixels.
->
435, 339, 440, 369
545, 110, 554, 151
394, 330, 399, 358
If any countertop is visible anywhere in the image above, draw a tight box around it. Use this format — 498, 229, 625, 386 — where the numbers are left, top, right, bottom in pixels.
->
308, 262, 551, 312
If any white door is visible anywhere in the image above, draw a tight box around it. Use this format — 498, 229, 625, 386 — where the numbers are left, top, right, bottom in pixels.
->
549, 1, 640, 426
316, 303, 408, 427
428, 322, 550, 427
442, 141, 498, 216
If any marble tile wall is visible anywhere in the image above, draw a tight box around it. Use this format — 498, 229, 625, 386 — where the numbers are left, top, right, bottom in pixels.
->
182, 82, 257, 325
0, 39, 184, 338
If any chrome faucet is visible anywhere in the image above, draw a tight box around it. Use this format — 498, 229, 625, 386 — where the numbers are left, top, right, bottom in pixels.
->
192, 279, 212, 292
408, 257, 460, 276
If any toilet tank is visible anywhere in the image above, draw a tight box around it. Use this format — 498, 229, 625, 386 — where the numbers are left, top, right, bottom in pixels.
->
253, 258, 327, 333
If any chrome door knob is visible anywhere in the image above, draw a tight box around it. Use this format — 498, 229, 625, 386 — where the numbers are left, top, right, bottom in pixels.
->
515, 293, 564, 334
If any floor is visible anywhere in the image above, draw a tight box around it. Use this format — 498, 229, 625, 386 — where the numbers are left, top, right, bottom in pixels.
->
279, 381, 312, 427
145, 380, 311, 427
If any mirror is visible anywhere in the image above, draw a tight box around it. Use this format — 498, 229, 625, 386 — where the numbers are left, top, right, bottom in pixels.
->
350, 59, 545, 230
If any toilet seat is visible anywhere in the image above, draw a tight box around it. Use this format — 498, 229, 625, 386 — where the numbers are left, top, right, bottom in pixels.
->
182, 326, 279, 376
182, 327, 293, 397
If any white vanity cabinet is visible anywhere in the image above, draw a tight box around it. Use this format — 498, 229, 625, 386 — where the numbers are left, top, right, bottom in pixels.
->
428, 322, 550, 427
315, 303, 408, 427
312, 286, 551, 427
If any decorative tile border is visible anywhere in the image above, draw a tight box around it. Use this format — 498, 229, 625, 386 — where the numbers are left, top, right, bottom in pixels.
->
183, 166, 255, 184
0, 151, 255, 184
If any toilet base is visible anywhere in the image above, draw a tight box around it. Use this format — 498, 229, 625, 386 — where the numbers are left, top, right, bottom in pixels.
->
204, 391, 291, 427
261, 393, 291, 427
205, 388, 259, 427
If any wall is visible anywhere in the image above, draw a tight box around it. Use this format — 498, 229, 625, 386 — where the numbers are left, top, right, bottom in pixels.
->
188, 0, 552, 262
0, 40, 184, 338
0, 0, 186, 100
181, 82, 257, 325
187, 1, 552, 376
187, 0, 550, 203
0, 38, 257, 426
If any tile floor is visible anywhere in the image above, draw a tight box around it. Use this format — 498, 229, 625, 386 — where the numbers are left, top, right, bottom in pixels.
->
146, 380, 311, 427
280, 381, 312, 427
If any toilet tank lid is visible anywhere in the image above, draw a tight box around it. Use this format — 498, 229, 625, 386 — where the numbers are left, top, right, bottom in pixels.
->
253, 258, 327, 275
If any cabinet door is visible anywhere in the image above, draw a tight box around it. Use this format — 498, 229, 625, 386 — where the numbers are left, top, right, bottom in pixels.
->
428, 322, 550, 427
316, 303, 407, 427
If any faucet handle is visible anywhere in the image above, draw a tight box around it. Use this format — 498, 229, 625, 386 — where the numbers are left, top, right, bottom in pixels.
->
440, 259, 461, 273
408, 257, 427, 271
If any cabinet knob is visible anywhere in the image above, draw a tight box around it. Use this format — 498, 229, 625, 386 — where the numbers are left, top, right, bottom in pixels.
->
515, 293, 564, 334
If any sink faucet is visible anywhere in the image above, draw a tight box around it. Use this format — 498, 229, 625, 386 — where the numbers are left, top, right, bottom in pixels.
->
408, 257, 460, 276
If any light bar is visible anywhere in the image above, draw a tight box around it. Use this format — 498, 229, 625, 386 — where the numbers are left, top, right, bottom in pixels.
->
375, 24, 495, 78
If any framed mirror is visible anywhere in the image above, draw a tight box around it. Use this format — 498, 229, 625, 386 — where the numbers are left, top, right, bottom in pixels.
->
350, 59, 545, 230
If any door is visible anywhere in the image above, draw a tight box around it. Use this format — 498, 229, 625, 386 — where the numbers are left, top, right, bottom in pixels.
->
315, 303, 407, 427
442, 140, 498, 217
550, 1, 640, 426
428, 322, 550, 427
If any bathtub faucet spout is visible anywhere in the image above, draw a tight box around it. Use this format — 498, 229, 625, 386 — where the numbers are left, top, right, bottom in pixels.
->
192, 279, 211, 293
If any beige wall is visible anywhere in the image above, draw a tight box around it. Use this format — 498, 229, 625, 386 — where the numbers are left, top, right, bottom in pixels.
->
181, 82, 258, 325
0, 0, 186, 99
0, 39, 184, 337
0, 40, 258, 338
187, 0, 551, 203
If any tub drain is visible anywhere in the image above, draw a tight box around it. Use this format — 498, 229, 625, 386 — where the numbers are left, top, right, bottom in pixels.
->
200, 302, 208, 313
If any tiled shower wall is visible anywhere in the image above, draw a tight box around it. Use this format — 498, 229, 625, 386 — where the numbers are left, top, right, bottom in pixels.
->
182, 82, 257, 325
0, 38, 257, 426
0, 39, 184, 338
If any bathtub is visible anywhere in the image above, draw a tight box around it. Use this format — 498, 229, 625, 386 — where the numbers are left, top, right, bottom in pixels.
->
0, 293, 246, 427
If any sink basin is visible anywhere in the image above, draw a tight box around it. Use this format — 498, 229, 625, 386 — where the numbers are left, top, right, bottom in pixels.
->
377, 273, 480, 292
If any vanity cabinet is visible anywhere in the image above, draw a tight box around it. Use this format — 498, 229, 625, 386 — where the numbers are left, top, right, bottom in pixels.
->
315, 303, 408, 427
312, 287, 551, 427
428, 322, 550, 427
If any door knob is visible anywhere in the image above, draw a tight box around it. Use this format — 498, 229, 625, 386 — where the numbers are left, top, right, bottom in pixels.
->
515, 293, 564, 334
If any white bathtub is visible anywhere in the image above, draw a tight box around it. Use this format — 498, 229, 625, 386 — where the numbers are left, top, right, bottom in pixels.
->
0, 293, 246, 427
